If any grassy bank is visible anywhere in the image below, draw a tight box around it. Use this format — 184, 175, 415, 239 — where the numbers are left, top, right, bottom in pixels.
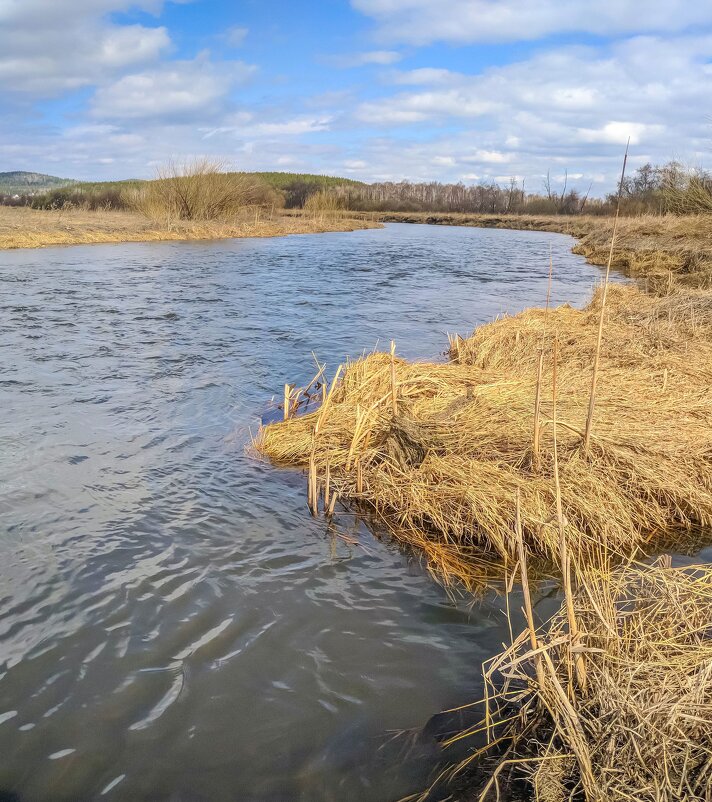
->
256, 282, 712, 585
0, 206, 380, 250
439, 557, 712, 802
254, 213, 712, 800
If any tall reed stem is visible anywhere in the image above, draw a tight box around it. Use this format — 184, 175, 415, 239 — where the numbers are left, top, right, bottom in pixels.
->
283, 383, 291, 421
515, 489, 545, 689
552, 338, 587, 691
390, 340, 398, 415
583, 141, 630, 452
533, 351, 544, 470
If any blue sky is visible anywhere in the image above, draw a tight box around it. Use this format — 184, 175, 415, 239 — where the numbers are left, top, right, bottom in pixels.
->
2, 0, 712, 194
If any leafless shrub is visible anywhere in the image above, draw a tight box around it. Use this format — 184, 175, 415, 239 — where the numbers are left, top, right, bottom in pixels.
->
126, 158, 278, 223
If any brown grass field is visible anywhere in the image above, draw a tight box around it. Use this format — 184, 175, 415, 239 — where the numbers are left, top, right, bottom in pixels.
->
0, 205, 380, 250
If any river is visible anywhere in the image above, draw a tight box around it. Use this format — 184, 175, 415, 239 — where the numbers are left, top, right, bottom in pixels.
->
1, 223, 611, 801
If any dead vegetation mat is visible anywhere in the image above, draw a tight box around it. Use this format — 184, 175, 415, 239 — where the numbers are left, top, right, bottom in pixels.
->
256, 284, 712, 589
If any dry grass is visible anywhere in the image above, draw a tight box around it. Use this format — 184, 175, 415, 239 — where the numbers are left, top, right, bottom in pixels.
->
0, 205, 380, 250
255, 282, 712, 589
124, 158, 279, 222
440, 559, 712, 802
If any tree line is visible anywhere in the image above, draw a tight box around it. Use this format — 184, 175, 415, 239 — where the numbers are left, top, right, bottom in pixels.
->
2, 161, 710, 216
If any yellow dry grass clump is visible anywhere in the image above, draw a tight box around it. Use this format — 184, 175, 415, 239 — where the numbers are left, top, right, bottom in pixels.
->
464, 558, 712, 802
256, 283, 712, 588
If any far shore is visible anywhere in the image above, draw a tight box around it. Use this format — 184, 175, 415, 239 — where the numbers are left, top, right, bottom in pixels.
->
3, 206, 710, 292
0, 206, 381, 250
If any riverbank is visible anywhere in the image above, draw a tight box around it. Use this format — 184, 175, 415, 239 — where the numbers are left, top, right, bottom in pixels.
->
0, 206, 380, 249
372, 211, 712, 289
255, 214, 712, 800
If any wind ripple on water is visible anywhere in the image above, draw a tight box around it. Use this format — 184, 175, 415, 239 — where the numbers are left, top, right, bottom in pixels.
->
0, 224, 612, 800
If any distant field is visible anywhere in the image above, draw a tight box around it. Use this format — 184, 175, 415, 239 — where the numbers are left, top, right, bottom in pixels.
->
0, 205, 379, 249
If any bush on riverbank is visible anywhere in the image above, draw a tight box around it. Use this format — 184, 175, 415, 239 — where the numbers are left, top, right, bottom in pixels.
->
125, 159, 281, 222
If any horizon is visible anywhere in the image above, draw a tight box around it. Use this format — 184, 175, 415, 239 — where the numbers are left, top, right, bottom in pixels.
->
2, 1, 711, 195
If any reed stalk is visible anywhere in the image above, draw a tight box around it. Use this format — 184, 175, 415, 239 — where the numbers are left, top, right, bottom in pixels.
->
308, 442, 318, 515
532, 351, 544, 470
356, 459, 363, 494
514, 489, 545, 690
390, 340, 398, 415
552, 338, 587, 691
283, 383, 291, 421
583, 142, 629, 452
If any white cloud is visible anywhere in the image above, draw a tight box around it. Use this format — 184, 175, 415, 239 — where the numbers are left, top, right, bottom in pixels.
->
391, 68, 458, 85
351, 0, 712, 44
91, 58, 255, 121
0, 0, 175, 95
200, 115, 333, 138
576, 121, 664, 145
357, 88, 497, 122
225, 26, 249, 46
327, 50, 403, 67
465, 150, 512, 164
355, 35, 712, 147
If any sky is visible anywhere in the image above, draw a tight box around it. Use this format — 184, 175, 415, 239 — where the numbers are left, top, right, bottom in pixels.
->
2, 0, 712, 194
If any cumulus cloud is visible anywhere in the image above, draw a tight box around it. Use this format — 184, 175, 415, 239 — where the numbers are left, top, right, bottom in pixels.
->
91, 58, 256, 121
351, 0, 712, 44
327, 50, 403, 68
0, 0, 176, 95
356, 35, 712, 147
225, 26, 249, 46
200, 114, 333, 138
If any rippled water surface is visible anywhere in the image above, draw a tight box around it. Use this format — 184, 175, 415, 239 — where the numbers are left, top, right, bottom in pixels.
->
1, 224, 608, 801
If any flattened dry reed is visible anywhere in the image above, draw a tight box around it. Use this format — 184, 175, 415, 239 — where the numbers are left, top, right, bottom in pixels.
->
466, 559, 712, 802
255, 283, 712, 588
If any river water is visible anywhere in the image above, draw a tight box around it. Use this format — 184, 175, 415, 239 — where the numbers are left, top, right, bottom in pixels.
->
1, 223, 609, 801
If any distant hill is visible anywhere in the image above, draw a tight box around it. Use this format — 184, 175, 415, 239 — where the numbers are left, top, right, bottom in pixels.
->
248, 172, 365, 189
0, 170, 365, 194
0, 171, 75, 195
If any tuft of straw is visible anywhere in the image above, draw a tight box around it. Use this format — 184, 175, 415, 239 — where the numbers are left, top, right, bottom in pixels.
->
255, 284, 712, 588
471, 560, 712, 802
